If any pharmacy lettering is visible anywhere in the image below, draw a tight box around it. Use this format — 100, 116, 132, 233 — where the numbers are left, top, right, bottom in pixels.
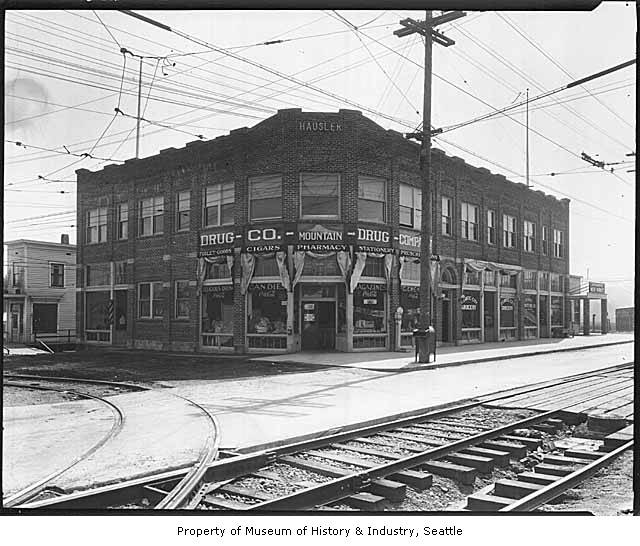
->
198, 230, 236, 257
294, 224, 347, 252
298, 120, 343, 132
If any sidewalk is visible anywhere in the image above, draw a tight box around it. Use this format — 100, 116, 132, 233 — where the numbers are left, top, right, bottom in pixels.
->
251, 333, 634, 371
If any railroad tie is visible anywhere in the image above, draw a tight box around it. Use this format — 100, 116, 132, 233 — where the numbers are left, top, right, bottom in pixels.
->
499, 435, 541, 450
459, 446, 511, 466
421, 461, 476, 486
481, 440, 527, 458
516, 471, 559, 486
493, 479, 544, 499
534, 463, 575, 477
465, 486, 512, 511
562, 449, 602, 461
542, 454, 591, 466
444, 452, 494, 474
343, 492, 387, 510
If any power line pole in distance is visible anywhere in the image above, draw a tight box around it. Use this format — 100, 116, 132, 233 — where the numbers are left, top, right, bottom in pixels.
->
395, 10, 465, 363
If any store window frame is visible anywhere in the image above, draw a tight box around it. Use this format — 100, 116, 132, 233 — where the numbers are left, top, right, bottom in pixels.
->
487, 209, 496, 245
50, 263, 65, 288
399, 184, 421, 229
524, 220, 536, 253
138, 196, 164, 237
138, 281, 164, 319
176, 190, 191, 232
86, 206, 107, 244
460, 202, 479, 241
300, 172, 341, 220
249, 174, 283, 222
503, 214, 517, 248
441, 196, 452, 236
358, 176, 387, 223
203, 182, 235, 227
117, 203, 128, 240
175, 280, 191, 319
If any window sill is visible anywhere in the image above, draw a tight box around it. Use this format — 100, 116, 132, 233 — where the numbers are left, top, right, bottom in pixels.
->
203, 223, 235, 229
300, 215, 341, 221
138, 233, 164, 238
250, 217, 283, 222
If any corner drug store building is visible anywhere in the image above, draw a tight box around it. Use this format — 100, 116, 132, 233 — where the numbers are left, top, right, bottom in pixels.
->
76, 109, 571, 353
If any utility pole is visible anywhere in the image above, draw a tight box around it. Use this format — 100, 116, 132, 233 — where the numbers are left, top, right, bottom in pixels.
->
395, 10, 465, 363
136, 56, 143, 159
526, 88, 530, 187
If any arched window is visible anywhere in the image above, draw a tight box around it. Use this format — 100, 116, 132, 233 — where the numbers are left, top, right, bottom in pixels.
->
441, 266, 457, 285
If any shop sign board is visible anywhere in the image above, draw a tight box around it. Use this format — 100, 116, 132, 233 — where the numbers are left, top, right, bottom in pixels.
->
243, 226, 284, 253
202, 284, 233, 298
293, 223, 348, 252
524, 297, 536, 310
249, 282, 286, 298
588, 282, 605, 294
298, 120, 343, 132
356, 227, 394, 253
198, 230, 237, 257
461, 295, 478, 311
500, 298, 515, 311
398, 230, 421, 257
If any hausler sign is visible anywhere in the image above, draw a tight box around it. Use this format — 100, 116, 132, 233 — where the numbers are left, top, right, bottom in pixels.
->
298, 120, 343, 132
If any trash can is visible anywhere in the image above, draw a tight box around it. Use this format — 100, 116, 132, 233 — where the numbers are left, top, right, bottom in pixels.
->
413, 326, 436, 363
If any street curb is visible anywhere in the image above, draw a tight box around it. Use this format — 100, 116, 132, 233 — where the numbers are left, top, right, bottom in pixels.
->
259, 339, 633, 374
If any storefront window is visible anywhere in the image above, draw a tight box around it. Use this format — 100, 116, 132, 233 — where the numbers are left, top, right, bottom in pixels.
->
302, 254, 340, 276
500, 296, 516, 327
86, 291, 110, 330
400, 287, 420, 332
248, 285, 287, 334
500, 272, 517, 289
87, 263, 110, 286
202, 287, 233, 334
461, 292, 480, 329
551, 296, 563, 325
540, 272, 549, 291
354, 285, 386, 333
523, 295, 537, 327
523, 271, 537, 290
550, 274, 561, 292
400, 259, 420, 281
205, 256, 231, 280
362, 256, 385, 278
253, 254, 279, 277
484, 269, 496, 287
464, 267, 480, 286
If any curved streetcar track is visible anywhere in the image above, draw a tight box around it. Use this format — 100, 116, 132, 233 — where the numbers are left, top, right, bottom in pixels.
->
10, 363, 633, 511
3, 380, 127, 508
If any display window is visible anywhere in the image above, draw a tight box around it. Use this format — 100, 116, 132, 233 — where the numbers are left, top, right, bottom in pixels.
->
201, 286, 233, 348
551, 296, 563, 325
400, 287, 420, 332
86, 291, 110, 331
354, 284, 386, 333
461, 292, 480, 329
523, 295, 537, 327
500, 296, 516, 327
248, 284, 287, 334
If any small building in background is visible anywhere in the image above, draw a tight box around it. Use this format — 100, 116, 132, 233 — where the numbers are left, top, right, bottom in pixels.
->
615, 307, 634, 332
3, 235, 76, 345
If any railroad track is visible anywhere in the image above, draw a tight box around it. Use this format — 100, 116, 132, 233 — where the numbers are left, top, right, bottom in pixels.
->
12, 363, 632, 512
3, 374, 220, 510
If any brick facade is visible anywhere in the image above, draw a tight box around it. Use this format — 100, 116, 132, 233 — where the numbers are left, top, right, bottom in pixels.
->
76, 109, 571, 353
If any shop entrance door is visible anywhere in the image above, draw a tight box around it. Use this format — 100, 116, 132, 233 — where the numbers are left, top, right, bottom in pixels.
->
441, 291, 451, 343
9, 303, 23, 342
301, 301, 336, 350
112, 290, 128, 346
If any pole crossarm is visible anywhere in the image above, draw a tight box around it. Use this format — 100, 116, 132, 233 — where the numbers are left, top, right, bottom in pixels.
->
394, 12, 465, 46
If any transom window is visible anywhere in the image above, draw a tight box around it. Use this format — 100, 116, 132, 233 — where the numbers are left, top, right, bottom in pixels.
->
117, 203, 128, 240
461, 202, 479, 241
176, 191, 191, 231
524, 220, 536, 252
204, 182, 234, 227
139, 196, 164, 236
249, 175, 282, 221
138, 282, 164, 318
441, 196, 452, 236
50, 263, 64, 288
358, 176, 386, 223
503, 214, 517, 248
300, 173, 340, 218
87, 207, 107, 244
553, 229, 565, 258
464, 267, 480, 285
523, 270, 537, 290
487, 209, 496, 245
399, 184, 421, 229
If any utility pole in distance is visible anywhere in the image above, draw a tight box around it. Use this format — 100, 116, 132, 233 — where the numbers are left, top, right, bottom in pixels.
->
395, 10, 465, 363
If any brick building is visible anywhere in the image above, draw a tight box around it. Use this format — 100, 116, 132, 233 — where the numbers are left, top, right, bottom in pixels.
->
75, 109, 571, 353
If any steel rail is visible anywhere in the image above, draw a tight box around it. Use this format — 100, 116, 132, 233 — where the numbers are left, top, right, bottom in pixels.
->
500, 440, 634, 512
3, 373, 149, 392
3, 381, 126, 508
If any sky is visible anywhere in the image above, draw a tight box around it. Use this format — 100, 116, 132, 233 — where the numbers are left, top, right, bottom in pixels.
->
3, 4, 636, 310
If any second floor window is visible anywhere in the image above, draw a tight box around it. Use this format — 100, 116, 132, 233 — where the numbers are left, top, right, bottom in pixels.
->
524, 220, 536, 252
50, 263, 64, 287
487, 209, 496, 245
441, 196, 452, 236
301, 173, 340, 218
176, 191, 191, 231
553, 229, 565, 258
117, 203, 128, 240
249, 175, 282, 221
204, 182, 234, 227
138, 281, 164, 318
87, 207, 107, 244
358, 176, 386, 223
542, 226, 549, 255
86, 263, 110, 286
503, 214, 516, 248
139, 196, 164, 236
399, 184, 421, 229
461, 202, 479, 241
